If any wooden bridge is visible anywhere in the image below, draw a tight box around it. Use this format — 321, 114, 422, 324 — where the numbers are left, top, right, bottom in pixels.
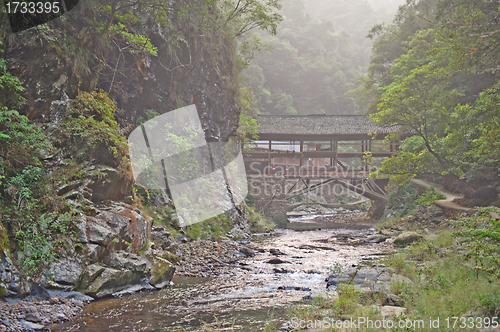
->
244, 115, 403, 201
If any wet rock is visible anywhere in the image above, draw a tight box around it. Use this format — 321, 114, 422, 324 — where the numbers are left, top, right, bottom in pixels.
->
20, 320, 44, 330
273, 268, 290, 273
84, 266, 145, 298
48, 258, 83, 286
266, 258, 289, 264
365, 234, 388, 243
270, 248, 285, 256
146, 252, 175, 289
112, 283, 154, 297
239, 247, 255, 257
393, 232, 424, 247
47, 290, 94, 302
28, 283, 50, 301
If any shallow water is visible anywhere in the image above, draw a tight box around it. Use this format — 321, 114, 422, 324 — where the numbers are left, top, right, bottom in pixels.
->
52, 217, 391, 331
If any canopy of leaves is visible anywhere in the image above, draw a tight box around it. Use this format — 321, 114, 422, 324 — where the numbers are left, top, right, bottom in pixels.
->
358, 0, 500, 189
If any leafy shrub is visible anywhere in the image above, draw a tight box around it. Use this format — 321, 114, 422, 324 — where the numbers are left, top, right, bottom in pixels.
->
454, 206, 500, 278
414, 186, 446, 206
387, 183, 446, 217
57, 90, 129, 165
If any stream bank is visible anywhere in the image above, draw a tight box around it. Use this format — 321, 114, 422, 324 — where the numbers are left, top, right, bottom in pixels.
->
47, 213, 393, 331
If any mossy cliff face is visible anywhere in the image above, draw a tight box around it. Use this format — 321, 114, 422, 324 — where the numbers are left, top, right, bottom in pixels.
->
6, 1, 241, 142
0, 0, 246, 297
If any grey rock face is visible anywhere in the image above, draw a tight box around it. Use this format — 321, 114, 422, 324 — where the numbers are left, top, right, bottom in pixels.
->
102, 252, 149, 273
151, 226, 177, 252
87, 217, 117, 246
82, 265, 145, 299
48, 259, 83, 286
0, 250, 22, 297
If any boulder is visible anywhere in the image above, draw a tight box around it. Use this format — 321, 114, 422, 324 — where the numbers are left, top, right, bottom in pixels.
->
365, 234, 388, 243
20, 320, 45, 331
48, 258, 83, 286
74, 215, 88, 243
385, 293, 404, 306
47, 290, 94, 302
393, 232, 424, 247
97, 211, 130, 234
326, 272, 352, 288
103, 251, 149, 272
270, 248, 285, 256
239, 247, 255, 257
352, 267, 379, 286
146, 252, 175, 289
266, 258, 289, 264
84, 266, 145, 298
76, 264, 105, 291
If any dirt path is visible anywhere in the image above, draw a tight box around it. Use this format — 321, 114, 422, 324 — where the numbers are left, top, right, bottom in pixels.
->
411, 179, 469, 211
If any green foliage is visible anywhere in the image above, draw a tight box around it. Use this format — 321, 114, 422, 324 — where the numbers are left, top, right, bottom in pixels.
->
16, 211, 76, 275
185, 214, 234, 241
57, 90, 129, 165
454, 206, 500, 278
386, 183, 444, 217
414, 187, 445, 207
246, 206, 273, 232
109, 23, 158, 56
381, 234, 500, 326
221, 0, 282, 37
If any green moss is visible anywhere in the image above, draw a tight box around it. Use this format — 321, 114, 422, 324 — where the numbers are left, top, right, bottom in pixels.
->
0, 222, 11, 255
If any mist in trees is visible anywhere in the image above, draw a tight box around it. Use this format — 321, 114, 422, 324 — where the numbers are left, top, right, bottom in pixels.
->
244, 0, 404, 115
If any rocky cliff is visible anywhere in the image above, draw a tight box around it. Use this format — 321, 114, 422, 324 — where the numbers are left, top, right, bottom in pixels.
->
0, 0, 249, 299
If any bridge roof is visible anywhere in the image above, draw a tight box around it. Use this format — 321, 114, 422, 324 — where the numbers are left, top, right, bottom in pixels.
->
256, 115, 399, 140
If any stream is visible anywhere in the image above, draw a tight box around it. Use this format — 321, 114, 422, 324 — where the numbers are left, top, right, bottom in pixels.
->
52, 215, 392, 331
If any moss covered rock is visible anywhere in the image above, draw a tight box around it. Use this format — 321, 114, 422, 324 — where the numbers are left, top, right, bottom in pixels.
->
393, 232, 424, 247
146, 251, 175, 289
